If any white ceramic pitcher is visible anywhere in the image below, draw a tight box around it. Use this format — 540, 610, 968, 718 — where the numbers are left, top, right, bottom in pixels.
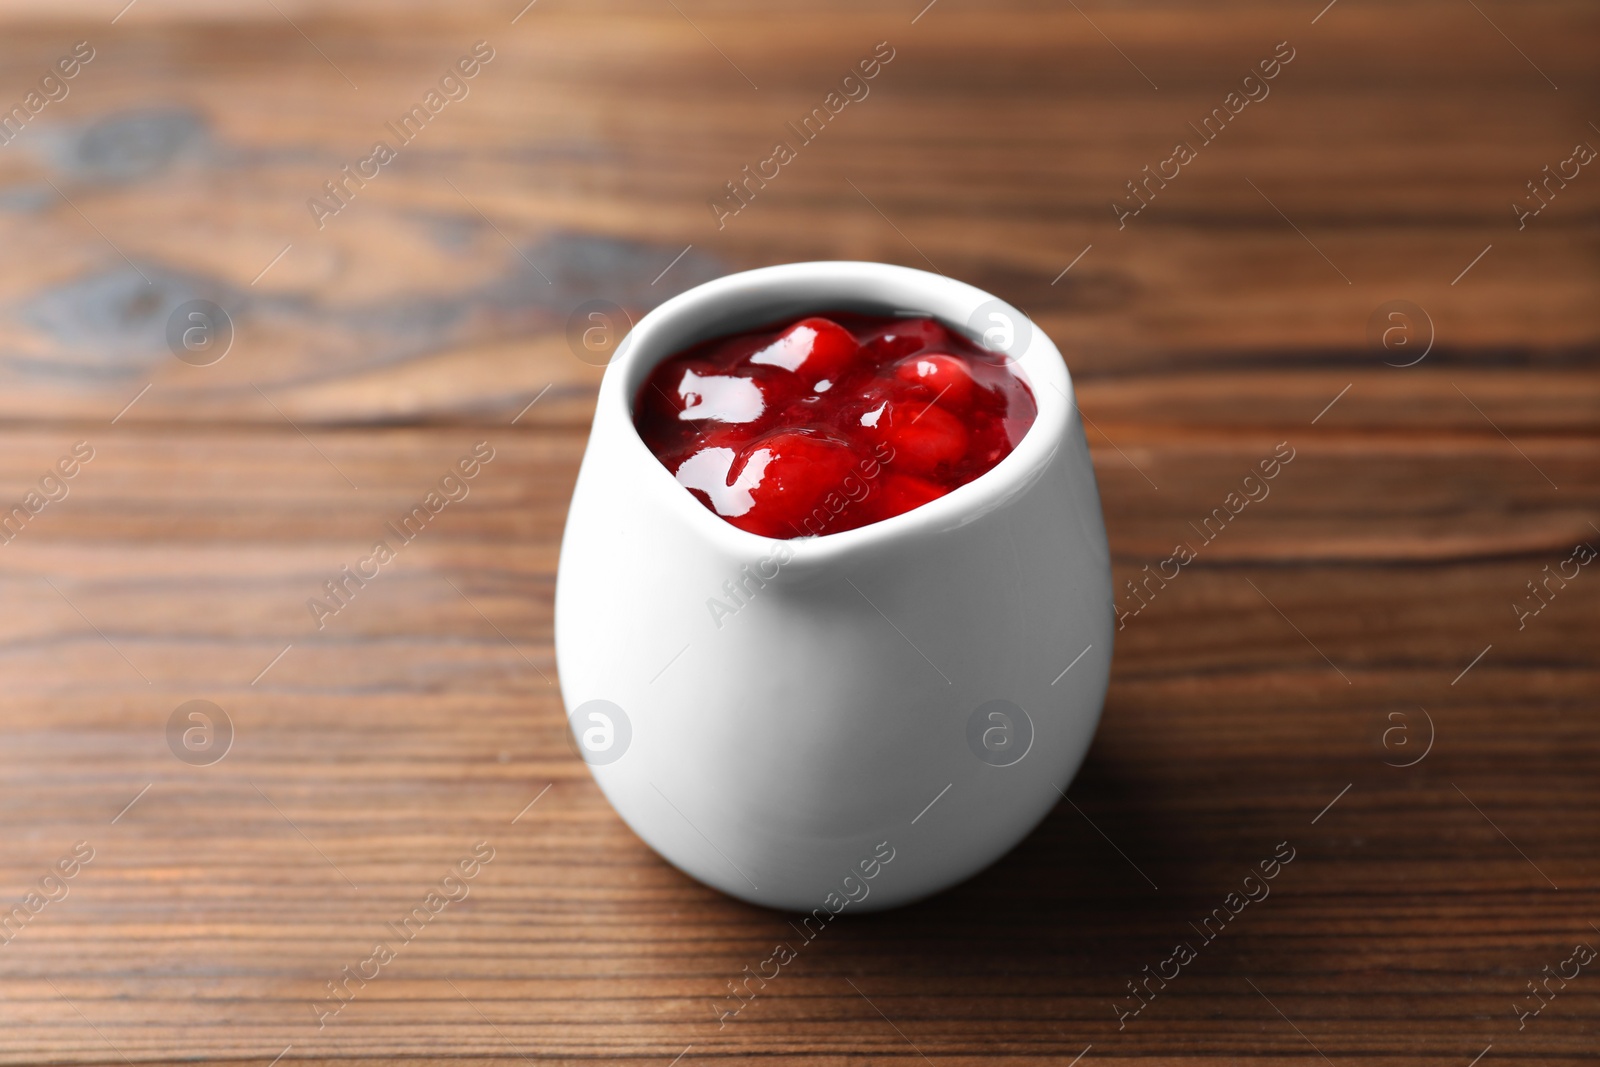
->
555, 261, 1112, 911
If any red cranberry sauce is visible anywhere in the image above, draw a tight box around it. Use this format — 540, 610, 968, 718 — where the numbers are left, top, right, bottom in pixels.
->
633, 311, 1037, 538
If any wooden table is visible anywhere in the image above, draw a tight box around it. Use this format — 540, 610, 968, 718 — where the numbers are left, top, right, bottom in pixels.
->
1, 1, 1595, 1063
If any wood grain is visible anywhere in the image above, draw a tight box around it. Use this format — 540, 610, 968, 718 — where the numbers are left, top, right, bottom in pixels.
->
0, 1, 1595, 1064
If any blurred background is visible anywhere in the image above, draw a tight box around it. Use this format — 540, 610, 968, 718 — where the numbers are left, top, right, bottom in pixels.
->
0, 1, 1595, 1064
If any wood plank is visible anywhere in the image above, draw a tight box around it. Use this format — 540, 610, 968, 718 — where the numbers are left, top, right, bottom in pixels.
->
0, 0, 1594, 1064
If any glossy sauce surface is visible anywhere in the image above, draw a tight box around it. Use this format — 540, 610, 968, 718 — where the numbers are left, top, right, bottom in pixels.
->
634, 312, 1037, 538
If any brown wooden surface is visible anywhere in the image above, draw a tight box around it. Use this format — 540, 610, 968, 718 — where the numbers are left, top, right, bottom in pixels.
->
1, 1, 1597, 1064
